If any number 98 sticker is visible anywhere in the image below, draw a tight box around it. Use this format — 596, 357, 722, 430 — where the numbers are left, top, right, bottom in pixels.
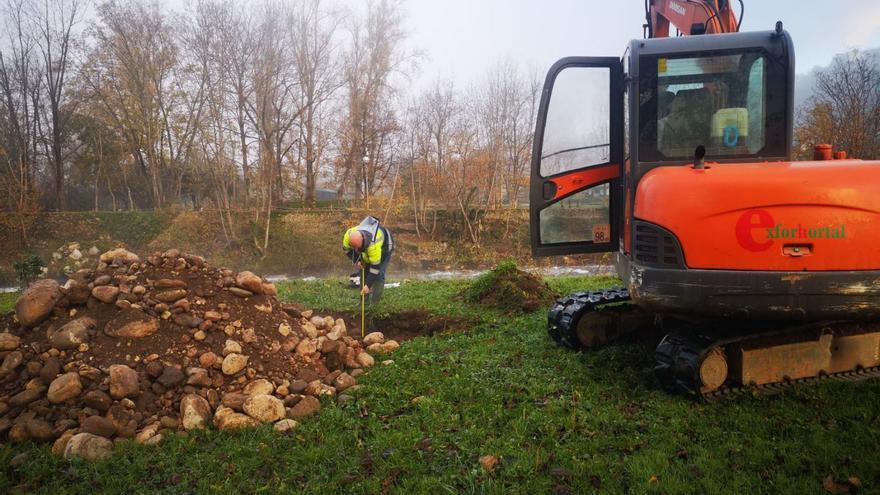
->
592, 224, 610, 243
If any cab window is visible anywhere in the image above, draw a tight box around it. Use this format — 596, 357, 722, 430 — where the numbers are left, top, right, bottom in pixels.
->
638, 50, 786, 161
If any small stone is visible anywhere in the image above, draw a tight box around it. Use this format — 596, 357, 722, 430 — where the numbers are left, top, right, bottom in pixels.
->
289, 396, 321, 418
479, 455, 498, 472
235, 271, 264, 294
156, 366, 185, 387
155, 289, 187, 303
82, 390, 113, 411
199, 352, 218, 367
333, 372, 357, 392
0, 332, 21, 351
273, 418, 299, 433
50, 317, 96, 350
91, 285, 120, 304
52, 430, 75, 455
40, 357, 61, 383
144, 433, 164, 445
289, 379, 309, 394
64, 433, 114, 460
193, 330, 206, 341
213, 406, 260, 430
99, 248, 140, 264
154, 278, 187, 289
243, 379, 275, 396
81, 416, 116, 438
223, 340, 242, 356
135, 423, 160, 444
222, 353, 248, 375
24, 418, 56, 441
356, 352, 375, 368
366, 343, 386, 355
363, 332, 385, 346
48, 372, 82, 403
229, 287, 253, 298
145, 360, 164, 378
221, 392, 248, 411
278, 323, 291, 336
243, 394, 285, 422
296, 339, 317, 357
93, 274, 112, 286
180, 394, 212, 430
0, 351, 23, 377
104, 309, 159, 338
109, 364, 140, 399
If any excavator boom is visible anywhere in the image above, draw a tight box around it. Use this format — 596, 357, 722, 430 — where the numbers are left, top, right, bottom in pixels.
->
645, 0, 741, 37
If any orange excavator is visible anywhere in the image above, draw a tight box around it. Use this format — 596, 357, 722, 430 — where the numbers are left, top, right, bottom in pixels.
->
530, 0, 880, 398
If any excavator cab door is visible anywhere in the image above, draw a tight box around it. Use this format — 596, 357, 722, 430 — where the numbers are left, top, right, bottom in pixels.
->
530, 57, 624, 256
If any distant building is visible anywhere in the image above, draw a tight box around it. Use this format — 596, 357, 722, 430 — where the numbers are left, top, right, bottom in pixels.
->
315, 188, 338, 201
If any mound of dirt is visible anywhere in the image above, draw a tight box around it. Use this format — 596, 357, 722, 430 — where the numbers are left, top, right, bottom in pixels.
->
0, 248, 391, 459
462, 261, 557, 313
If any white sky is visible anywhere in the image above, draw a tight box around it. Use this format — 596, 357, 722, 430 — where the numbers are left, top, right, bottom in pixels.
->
402, 0, 880, 88
162, 0, 880, 89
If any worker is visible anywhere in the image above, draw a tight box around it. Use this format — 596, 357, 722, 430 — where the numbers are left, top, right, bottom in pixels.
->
342, 216, 394, 304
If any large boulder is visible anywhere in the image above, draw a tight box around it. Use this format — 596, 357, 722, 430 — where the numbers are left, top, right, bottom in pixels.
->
49, 317, 96, 350
180, 394, 212, 430
104, 309, 159, 338
63, 433, 114, 460
47, 372, 82, 404
242, 394, 285, 423
15, 279, 62, 327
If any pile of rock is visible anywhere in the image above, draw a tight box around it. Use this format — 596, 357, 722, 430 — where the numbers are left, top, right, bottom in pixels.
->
0, 248, 389, 460
48, 242, 102, 277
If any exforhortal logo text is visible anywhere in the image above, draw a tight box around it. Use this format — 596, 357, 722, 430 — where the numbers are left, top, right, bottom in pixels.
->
735, 209, 847, 252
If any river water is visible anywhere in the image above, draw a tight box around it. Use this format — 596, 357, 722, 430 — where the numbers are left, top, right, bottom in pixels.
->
265, 264, 616, 284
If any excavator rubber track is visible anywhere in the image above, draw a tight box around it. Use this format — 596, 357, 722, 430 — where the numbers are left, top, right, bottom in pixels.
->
655, 321, 880, 401
547, 287, 631, 349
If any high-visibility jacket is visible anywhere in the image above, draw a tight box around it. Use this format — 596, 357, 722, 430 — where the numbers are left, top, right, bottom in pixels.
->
343, 216, 394, 286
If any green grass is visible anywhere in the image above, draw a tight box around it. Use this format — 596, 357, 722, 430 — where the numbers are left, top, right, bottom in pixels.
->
3, 275, 880, 494
0, 292, 17, 313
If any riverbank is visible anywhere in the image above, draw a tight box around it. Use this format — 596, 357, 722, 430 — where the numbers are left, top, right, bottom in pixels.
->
0, 209, 606, 286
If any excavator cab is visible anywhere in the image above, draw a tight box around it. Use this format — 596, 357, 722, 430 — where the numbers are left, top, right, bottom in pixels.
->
530, 28, 794, 258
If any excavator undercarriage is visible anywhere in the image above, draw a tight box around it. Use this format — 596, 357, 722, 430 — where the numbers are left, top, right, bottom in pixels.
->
548, 288, 880, 400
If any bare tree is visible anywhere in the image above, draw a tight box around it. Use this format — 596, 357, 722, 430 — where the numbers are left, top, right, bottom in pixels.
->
33, 0, 87, 209
796, 50, 880, 160
337, 0, 410, 205
291, 0, 342, 204
0, 0, 43, 242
